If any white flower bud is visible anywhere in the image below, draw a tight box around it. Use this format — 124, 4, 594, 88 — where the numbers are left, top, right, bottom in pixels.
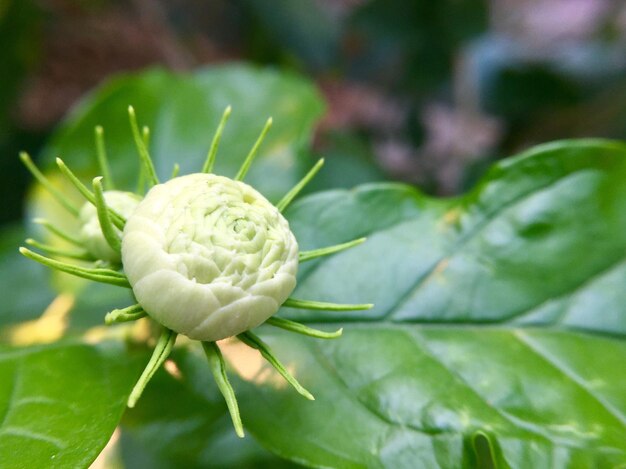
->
121, 173, 299, 342
79, 191, 140, 263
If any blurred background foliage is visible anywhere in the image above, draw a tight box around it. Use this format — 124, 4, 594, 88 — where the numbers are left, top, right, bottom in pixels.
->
2, 0, 626, 222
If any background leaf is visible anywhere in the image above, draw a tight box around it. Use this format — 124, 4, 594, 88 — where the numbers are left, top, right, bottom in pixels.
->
0, 340, 145, 469
38, 64, 325, 202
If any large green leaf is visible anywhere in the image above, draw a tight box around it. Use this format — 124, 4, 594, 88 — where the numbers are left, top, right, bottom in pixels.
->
236, 327, 625, 468
0, 340, 145, 469
222, 140, 626, 467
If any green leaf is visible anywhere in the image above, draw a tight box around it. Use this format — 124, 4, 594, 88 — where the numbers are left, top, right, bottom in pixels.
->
285, 139, 626, 334
38, 64, 325, 202
237, 327, 626, 468
227, 139, 626, 467
0, 340, 145, 469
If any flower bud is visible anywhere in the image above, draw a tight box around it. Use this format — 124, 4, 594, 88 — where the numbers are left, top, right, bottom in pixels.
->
122, 173, 298, 341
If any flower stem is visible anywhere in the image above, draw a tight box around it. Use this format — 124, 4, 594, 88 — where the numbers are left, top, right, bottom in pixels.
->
56, 158, 126, 230
19, 247, 130, 287
105, 304, 147, 324
235, 117, 272, 181
238, 331, 314, 400
202, 105, 232, 174
276, 158, 324, 212
202, 341, 244, 438
25, 238, 93, 261
266, 317, 342, 339
299, 237, 366, 262
33, 218, 83, 247
95, 126, 114, 190
92, 177, 121, 253
128, 106, 159, 187
128, 328, 177, 407
283, 298, 373, 311
19, 152, 80, 217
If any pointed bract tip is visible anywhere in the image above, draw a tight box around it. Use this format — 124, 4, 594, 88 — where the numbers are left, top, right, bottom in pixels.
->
235, 428, 245, 439
18, 246, 28, 255
55, 157, 64, 166
225, 105, 232, 115
92, 176, 103, 184
128, 105, 135, 114
19, 151, 30, 162
33, 218, 45, 224
267, 117, 273, 125
25, 238, 35, 245
95, 125, 103, 134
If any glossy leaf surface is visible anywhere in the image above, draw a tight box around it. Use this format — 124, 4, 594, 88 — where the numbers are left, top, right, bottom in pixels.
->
0, 341, 144, 469
227, 140, 626, 467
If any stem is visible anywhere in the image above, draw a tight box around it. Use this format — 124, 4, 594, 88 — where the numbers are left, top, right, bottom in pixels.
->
135, 126, 151, 194
266, 317, 343, 339
136, 166, 146, 195
238, 331, 314, 400
142, 125, 151, 148
299, 237, 366, 262
56, 158, 126, 230
276, 158, 324, 212
283, 298, 373, 311
128, 106, 159, 187
202, 105, 232, 174
33, 218, 83, 247
95, 126, 114, 190
105, 304, 147, 324
128, 328, 177, 407
202, 341, 244, 438
92, 177, 121, 253
56, 157, 95, 203
235, 117, 272, 181
19, 247, 130, 287
25, 238, 93, 261
19, 152, 80, 217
